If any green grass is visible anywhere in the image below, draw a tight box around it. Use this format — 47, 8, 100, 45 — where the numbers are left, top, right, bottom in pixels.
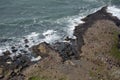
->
29, 76, 49, 80
110, 31, 120, 59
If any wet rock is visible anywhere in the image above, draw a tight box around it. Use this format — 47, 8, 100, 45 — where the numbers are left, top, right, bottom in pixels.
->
53, 42, 79, 61
20, 50, 27, 54
0, 55, 12, 67
3, 50, 11, 56
11, 46, 18, 53
64, 36, 72, 41
12, 55, 31, 69
12, 49, 17, 53
24, 39, 29, 43
25, 45, 29, 48
11, 46, 16, 50
0, 38, 12, 43
0, 53, 32, 75
2, 54, 31, 80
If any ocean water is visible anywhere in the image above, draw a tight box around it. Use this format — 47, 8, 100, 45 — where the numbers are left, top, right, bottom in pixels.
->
0, 0, 120, 57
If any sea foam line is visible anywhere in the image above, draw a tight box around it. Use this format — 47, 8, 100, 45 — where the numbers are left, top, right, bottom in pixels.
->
64, 6, 104, 39
107, 6, 120, 19
42, 29, 61, 43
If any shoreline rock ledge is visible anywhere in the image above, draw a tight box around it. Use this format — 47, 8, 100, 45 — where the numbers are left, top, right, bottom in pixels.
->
74, 6, 120, 56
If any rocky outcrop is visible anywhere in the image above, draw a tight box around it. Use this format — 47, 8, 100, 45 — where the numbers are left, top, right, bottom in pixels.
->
74, 6, 120, 54
31, 42, 62, 62
74, 6, 120, 80
31, 41, 79, 62
53, 40, 79, 61
0, 51, 32, 80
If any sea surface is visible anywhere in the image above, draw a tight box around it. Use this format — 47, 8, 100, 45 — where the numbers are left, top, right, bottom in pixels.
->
0, 0, 120, 57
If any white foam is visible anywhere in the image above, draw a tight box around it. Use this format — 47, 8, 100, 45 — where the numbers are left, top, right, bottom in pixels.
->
26, 32, 39, 40
0, 32, 41, 57
0, 49, 4, 56
55, 16, 85, 39
0, 30, 60, 57
55, 6, 104, 39
31, 56, 42, 62
107, 6, 120, 19
42, 30, 61, 43
43, 30, 56, 36
67, 16, 85, 38
23, 32, 41, 47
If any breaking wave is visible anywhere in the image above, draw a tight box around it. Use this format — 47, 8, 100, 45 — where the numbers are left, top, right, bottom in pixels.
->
107, 6, 120, 19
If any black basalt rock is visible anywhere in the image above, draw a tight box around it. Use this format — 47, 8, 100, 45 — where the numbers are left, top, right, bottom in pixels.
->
11, 46, 18, 53
53, 41, 78, 61
3, 50, 11, 56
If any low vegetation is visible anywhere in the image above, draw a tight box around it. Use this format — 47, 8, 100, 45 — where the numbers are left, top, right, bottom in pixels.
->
110, 31, 120, 59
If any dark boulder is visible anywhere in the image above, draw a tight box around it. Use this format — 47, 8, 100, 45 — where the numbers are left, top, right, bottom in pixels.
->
25, 45, 29, 48
24, 39, 29, 43
11, 46, 18, 53
53, 42, 79, 61
3, 50, 11, 56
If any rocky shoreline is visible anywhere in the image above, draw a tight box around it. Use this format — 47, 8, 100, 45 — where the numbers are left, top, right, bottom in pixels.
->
74, 6, 120, 55
0, 6, 120, 80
